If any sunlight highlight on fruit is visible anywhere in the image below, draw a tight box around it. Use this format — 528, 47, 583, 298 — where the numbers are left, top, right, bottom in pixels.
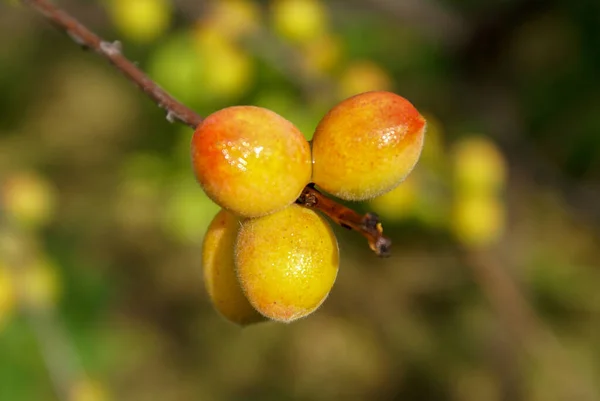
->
202, 209, 265, 326
312, 91, 426, 201
235, 204, 339, 322
191, 106, 312, 217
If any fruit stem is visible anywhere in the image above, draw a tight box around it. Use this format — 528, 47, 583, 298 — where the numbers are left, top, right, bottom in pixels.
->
22, 0, 393, 257
297, 185, 391, 257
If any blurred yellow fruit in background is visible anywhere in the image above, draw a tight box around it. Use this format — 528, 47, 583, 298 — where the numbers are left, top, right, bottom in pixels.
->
70, 378, 110, 401
18, 257, 62, 310
109, 0, 171, 43
162, 177, 221, 245
0, 265, 15, 330
368, 175, 419, 222
451, 193, 506, 248
418, 113, 446, 171
195, 26, 254, 101
147, 32, 203, 106
203, 44, 254, 101
271, 0, 328, 44
235, 205, 339, 323
301, 34, 343, 75
2, 171, 57, 230
203, 0, 261, 40
452, 136, 507, 194
338, 61, 393, 99
202, 209, 265, 326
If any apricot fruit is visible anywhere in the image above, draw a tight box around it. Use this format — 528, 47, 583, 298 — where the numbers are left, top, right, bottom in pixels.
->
202, 209, 264, 326
235, 204, 339, 322
191, 106, 312, 217
311, 91, 426, 201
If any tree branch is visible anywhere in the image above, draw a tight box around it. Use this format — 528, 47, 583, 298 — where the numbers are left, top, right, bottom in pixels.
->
21, 0, 392, 256
22, 0, 203, 128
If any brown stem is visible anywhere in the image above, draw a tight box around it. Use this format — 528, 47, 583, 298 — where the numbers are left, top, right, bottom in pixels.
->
21, 0, 392, 256
297, 185, 391, 257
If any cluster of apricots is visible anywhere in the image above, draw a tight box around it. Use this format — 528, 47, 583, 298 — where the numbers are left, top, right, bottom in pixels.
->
191, 91, 426, 325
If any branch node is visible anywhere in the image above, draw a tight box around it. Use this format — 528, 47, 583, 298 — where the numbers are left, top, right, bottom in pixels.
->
99, 40, 121, 56
296, 186, 392, 257
166, 111, 176, 123
112, 40, 123, 52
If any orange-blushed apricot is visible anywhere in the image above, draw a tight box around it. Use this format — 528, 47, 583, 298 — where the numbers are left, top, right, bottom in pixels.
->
191, 106, 312, 217
312, 91, 426, 201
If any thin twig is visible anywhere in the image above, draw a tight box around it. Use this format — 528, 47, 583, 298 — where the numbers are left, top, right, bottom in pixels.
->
21, 0, 392, 256
297, 185, 391, 257
22, 0, 203, 129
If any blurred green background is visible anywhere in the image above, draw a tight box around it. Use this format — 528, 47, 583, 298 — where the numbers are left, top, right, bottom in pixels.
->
1, 0, 600, 400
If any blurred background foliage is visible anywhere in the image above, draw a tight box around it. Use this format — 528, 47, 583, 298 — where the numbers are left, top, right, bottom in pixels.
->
1, 0, 600, 400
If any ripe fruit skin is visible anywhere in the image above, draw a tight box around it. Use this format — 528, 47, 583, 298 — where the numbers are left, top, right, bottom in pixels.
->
235, 204, 339, 322
202, 209, 264, 326
191, 106, 312, 217
312, 91, 426, 201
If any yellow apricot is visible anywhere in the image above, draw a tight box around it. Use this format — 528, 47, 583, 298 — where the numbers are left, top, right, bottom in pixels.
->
191, 106, 312, 217
312, 91, 427, 201
235, 204, 339, 322
202, 209, 265, 326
